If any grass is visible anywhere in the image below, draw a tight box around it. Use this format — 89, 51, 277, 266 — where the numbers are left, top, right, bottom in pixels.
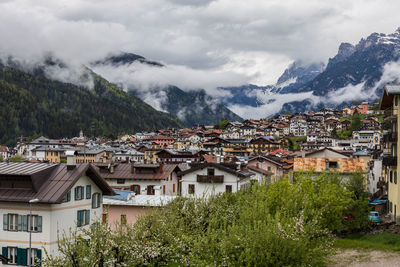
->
335, 232, 400, 251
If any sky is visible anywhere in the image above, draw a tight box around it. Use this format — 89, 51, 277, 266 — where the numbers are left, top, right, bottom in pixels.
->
1, 0, 400, 118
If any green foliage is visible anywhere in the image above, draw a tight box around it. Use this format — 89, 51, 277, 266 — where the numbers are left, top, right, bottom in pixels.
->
350, 111, 362, 132
8, 155, 25, 162
0, 154, 3, 162
218, 118, 229, 130
287, 136, 306, 151
336, 129, 352, 139
0, 66, 184, 146
335, 232, 400, 251
44, 173, 369, 266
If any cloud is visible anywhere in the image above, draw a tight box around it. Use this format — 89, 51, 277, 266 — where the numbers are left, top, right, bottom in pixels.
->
0, 0, 400, 85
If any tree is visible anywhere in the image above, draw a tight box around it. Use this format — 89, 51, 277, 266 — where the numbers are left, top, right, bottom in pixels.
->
218, 118, 229, 130
9, 155, 25, 162
350, 110, 362, 131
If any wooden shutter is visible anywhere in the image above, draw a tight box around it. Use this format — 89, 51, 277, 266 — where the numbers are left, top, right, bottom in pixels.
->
77, 211, 82, 227
17, 215, 22, 231
23, 215, 28, 231
92, 195, 95, 209
2, 247, 7, 264
37, 216, 42, 232
80, 187, 84, 200
74, 187, 78, 200
85, 210, 90, 225
3, 214, 8, 231
86, 185, 91, 199
36, 249, 42, 265
67, 191, 71, 202
97, 194, 101, 208
16, 248, 26, 266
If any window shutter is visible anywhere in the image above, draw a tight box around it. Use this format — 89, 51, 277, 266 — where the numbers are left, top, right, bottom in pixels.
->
74, 187, 78, 200
3, 214, 8, 231
23, 215, 28, 231
91, 195, 95, 209
2, 247, 7, 264
37, 216, 42, 232
17, 248, 26, 266
85, 210, 90, 225
36, 249, 42, 265
80, 187, 84, 200
77, 211, 82, 227
97, 193, 101, 208
67, 191, 71, 202
17, 215, 22, 231
86, 185, 91, 199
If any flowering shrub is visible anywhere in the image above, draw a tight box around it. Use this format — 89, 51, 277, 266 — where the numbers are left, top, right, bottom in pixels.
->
44, 173, 367, 266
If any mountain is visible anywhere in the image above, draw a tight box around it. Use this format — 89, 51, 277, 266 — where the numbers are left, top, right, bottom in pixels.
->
93, 52, 243, 126
0, 60, 183, 146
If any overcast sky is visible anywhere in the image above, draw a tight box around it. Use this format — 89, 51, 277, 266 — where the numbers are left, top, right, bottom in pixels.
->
1, 0, 400, 86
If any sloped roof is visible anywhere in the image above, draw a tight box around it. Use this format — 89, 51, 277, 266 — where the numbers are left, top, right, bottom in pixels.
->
0, 163, 114, 203
293, 158, 366, 173
177, 162, 253, 178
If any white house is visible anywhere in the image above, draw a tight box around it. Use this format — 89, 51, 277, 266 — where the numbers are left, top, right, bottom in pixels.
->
0, 160, 114, 266
178, 163, 253, 198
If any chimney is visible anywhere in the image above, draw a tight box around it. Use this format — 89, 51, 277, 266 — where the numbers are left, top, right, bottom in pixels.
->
236, 161, 241, 171
109, 162, 115, 174
216, 155, 221, 164
66, 150, 77, 170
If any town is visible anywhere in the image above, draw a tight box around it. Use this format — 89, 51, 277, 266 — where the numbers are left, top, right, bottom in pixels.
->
0, 85, 397, 265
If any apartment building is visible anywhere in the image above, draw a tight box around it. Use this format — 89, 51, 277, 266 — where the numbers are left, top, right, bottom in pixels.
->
0, 160, 114, 265
380, 85, 400, 223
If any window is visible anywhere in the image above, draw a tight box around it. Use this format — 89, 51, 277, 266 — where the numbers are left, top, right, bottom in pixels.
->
207, 168, 215, 176
77, 210, 90, 227
267, 166, 271, 171
147, 185, 155, 195
28, 215, 41, 232
121, 214, 127, 225
131, 185, 141, 195
395, 171, 398, 185
173, 184, 176, 193
86, 185, 91, 199
7, 214, 18, 231
62, 190, 71, 203
7, 247, 17, 264
226, 185, 232, 193
328, 161, 339, 169
188, 184, 195, 194
74, 186, 84, 200
27, 248, 37, 266
390, 171, 393, 183
92, 193, 101, 209
117, 179, 125, 184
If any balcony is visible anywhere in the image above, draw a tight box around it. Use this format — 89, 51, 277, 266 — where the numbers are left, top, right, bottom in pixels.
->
383, 148, 393, 155
383, 132, 398, 143
197, 175, 224, 183
384, 108, 398, 121
383, 155, 397, 166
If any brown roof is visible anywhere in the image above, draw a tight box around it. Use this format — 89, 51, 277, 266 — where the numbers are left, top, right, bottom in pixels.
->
0, 163, 114, 204
177, 162, 253, 179
0, 146, 8, 152
293, 158, 366, 173
93, 163, 180, 181
247, 165, 271, 176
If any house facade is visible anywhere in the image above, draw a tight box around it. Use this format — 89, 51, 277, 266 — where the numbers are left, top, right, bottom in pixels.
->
0, 161, 114, 265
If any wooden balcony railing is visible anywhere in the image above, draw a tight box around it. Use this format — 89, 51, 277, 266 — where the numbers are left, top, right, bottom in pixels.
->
197, 175, 224, 183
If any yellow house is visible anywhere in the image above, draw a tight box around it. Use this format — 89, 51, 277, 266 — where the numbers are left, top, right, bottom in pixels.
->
45, 148, 65, 163
76, 149, 106, 163
380, 85, 400, 223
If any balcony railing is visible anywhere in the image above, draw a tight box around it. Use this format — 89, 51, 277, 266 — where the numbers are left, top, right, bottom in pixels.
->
383, 148, 393, 155
197, 175, 224, 183
383, 132, 398, 143
383, 155, 397, 166
384, 108, 398, 121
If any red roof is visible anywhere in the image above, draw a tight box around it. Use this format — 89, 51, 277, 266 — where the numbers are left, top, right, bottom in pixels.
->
0, 146, 8, 152
269, 149, 287, 156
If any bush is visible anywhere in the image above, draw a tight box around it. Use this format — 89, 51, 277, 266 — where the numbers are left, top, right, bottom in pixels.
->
44, 173, 368, 266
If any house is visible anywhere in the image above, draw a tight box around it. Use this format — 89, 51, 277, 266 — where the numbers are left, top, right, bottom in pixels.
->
155, 149, 204, 164
0, 159, 114, 265
177, 163, 253, 198
0, 147, 10, 161
249, 137, 280, 155
380, 84, 400, 223
76, 149, 107, 163
114, 149, 145, 163
293, 157, 366, 175
247, 155, 292, 182
352, 130, 381, 146
145, 135, 174, 148
93, 162, 182, 196
102, 189, 176, 229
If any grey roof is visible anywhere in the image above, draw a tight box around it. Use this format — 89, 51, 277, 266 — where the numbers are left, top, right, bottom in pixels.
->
0, 162, 56, 175
104, 194, 176, 207
385, 85, 400, 95
0, 163, 114, 203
